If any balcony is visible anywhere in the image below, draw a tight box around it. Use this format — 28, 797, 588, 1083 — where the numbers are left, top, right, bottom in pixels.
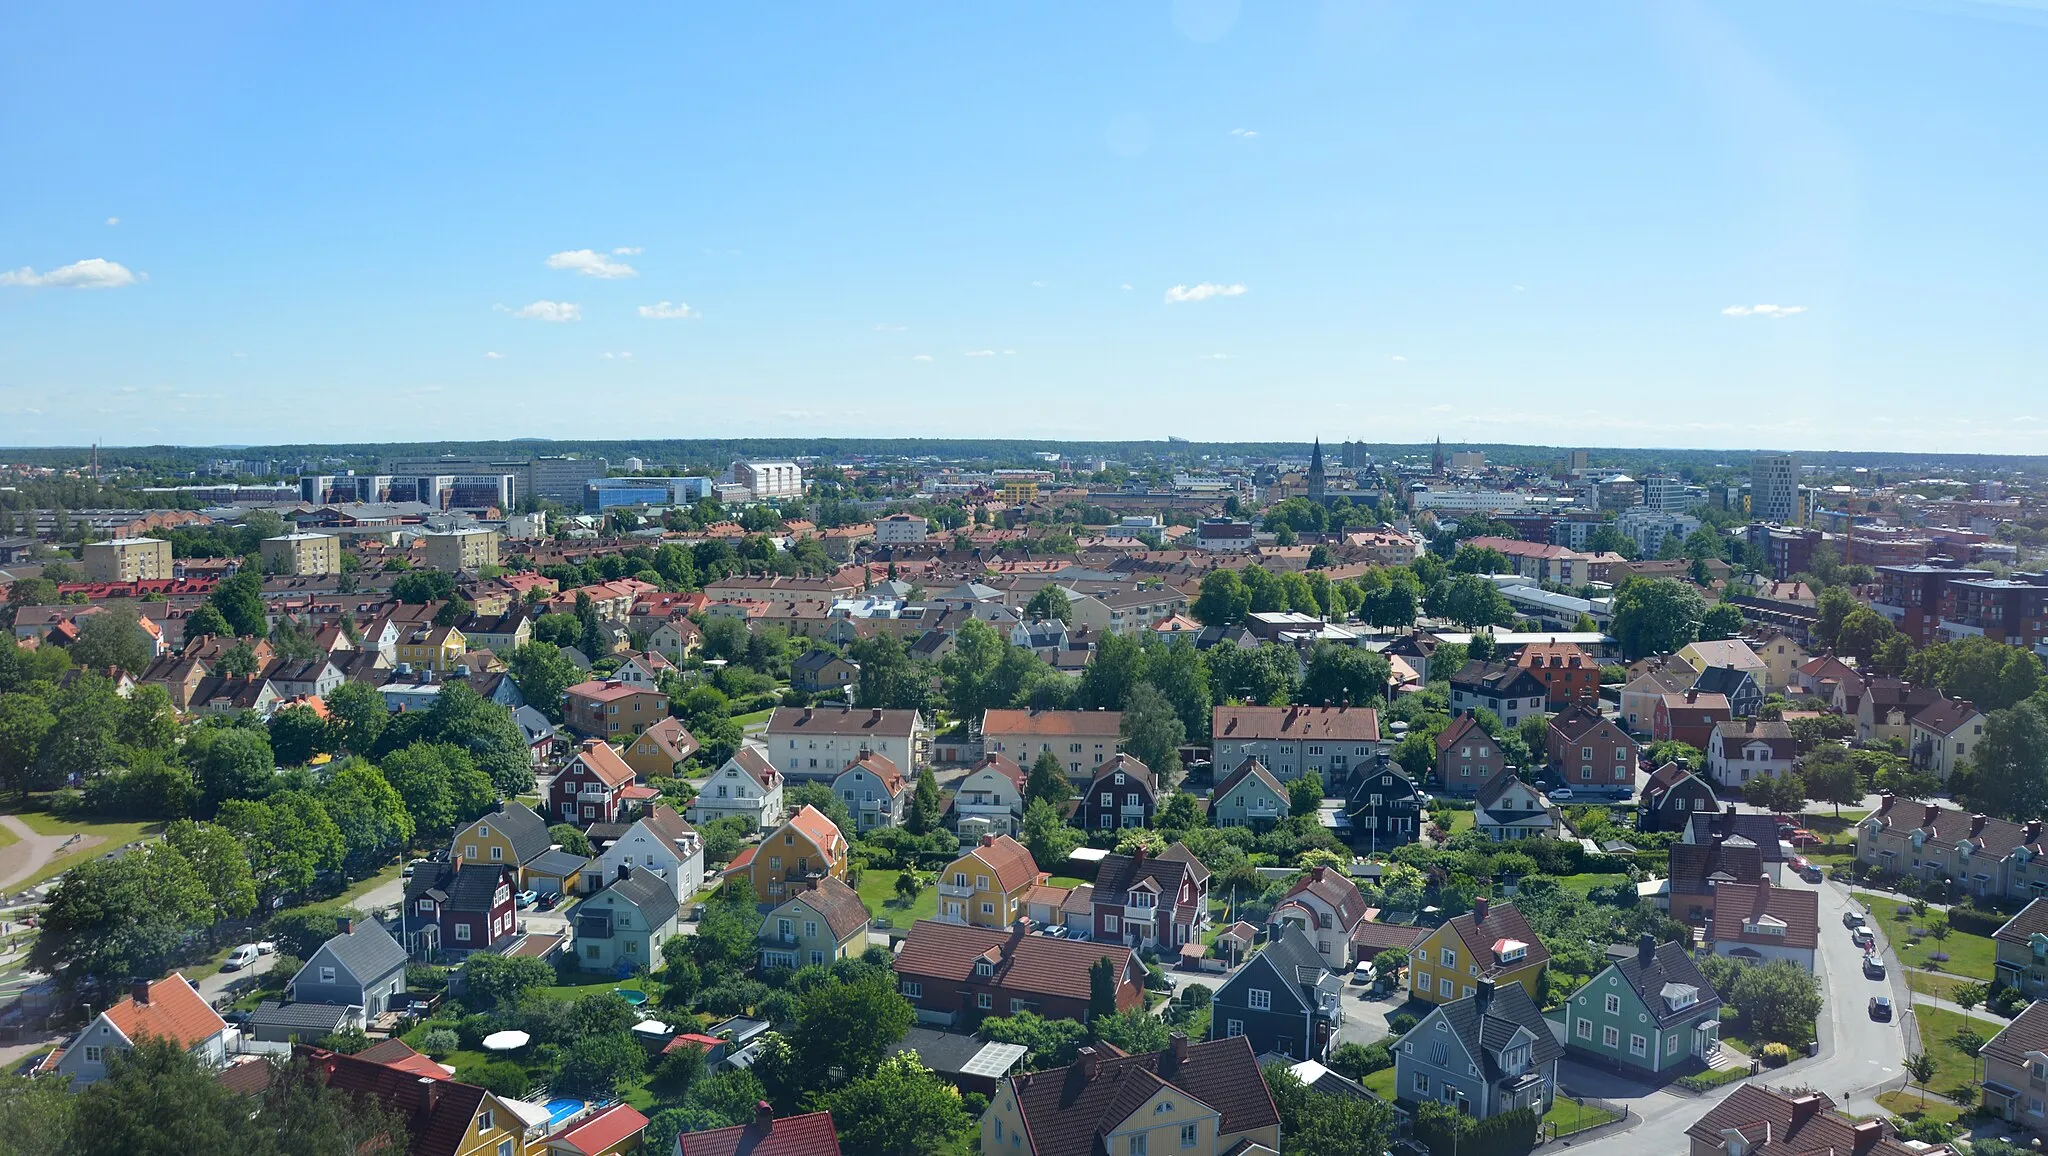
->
761, 931, 799, 948
1870, 602, 1907, 623
938, 882, 976, 900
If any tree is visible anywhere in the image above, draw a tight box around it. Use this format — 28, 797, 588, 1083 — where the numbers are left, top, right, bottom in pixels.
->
1192, 569, 1252, 627
813, 1051, 970, 1156
209, 571, 270, 639
1610, 578, 1706, 659
379, 742, 495, 835
189, 725, 278, 815
1075, 631, 1144, 711
163, 819, 258, 923
851, 633, 927, 711
1902, 1051, 1935, 1105
253, 1052, 412, 1155
1836, 608, 1900, 668
1800, 749, 1862, 817
1265, 1062, 1398, 1156
1025, 585, 1072, 623
1091, 1007, 1171, 1053
0, 692, 56, 800
1743, 772, 1806, 815
939, 619, 1012, 724
907, 766, 942, 834
461, 953, 556, 1009
1973, 703, 2048, 822
788, 969, 914, 1084
1434, 575, 1513, 629
1023, 798, 1082, 873
979, 1011, 1091, 1071
555, 1032, 647, 1098
1699, 602, 1746, 642
1120, 681, 1185, 786
1814, 587, 1858, 651
1157, 790, 1204, 832
30, 843, 215, 991
318, 761, 415, 872
182, 603, 232, 645
392, 570, 455, 604
1088, 957, 1119, 1020
507, 641, 581, 723
1025, 750, 1073, 809
1299, 644, 1391, 708
894, 871, 923, 905
1289, 772, 1324, 817
219, 791, 346, 901
216, 641, 259, 677
68, 1038, 257, 1156
267, 703, 334, 766
69, 609, 153, 675
1726, 959, 1823, 1047
549, 823, 594, 856
323, 680, 386, 754
0, 1069, 76, 1155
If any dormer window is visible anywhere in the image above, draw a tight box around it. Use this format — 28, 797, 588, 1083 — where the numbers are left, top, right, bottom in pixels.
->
975, 960, 994, 977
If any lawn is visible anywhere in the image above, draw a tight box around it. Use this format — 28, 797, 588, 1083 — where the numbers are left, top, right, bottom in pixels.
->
1544, 1096, 1620, 1137
1906, 971, 1987, 1005
3, 810, 161, 889
854, 868, 940, 931
1851, 892, 1996, 980
542, 971, 653, 1002
1046, 874, 1089, 889
731, 708, 775, 729
1433, 810, 1474, 836
1911, 1005, 2002, 1096
1559, 873, 1631, 896
1362, 1065, 1397, 1101
1877, 1090, 1970, 1125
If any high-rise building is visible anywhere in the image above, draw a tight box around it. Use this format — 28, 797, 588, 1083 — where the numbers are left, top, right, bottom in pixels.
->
1752, 454, 1799, 524
730, 461, 804, 500
82, 537, 172, 583
382, 455, 606, 505
1642, 475, 1689, 512
259, 532, 343, 576
1340, 441, 1370, 469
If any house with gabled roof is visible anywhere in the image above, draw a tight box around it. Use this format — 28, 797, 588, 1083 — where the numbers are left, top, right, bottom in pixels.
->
620, 714, 698, 780
936, 833, 1041, 929
688, 742, 784, 832
548, 737, 642, 826
1692, 664, 1764, 719
1980, 997, 2048, 1132
289, 1044, 537, 1156
766, 703, 925, 782
1433, 714, 1502, 797
1077, 752, 1156, 832
761, 876, 870, 971
1992, 898, 2048, 998
892, 918, 1145, 1026
1565, 935, 1723, 1077
1705, 719, 1798, 789
1267, 865, 1371, 970
1346, 759, 1425, 852
980, 708, 1122, 781
1211, 704, 1384, 783
951, 753, 1024, 838
1856, 794, 2048, 901
1687, 1085, 1940, 1156
1407, 897, 1550, 1005
1707, 883, 1819, 970
1620, 659, 1697, 735
575, 864, 682, 974
1391, 977, 1559, 1119
1639, 761, 1719, 832
547, 1101, 650, 1156
1208, 757, 1288, 829
1681, 807, 1787, 882
1090, 843, 1213, 953
984, 1034, 1279, 1156
44, 973, 229, 1088
1473, 771, 1559, 842
1208, 926, 1342, 1062
288, 913, 409, 1016
1448, 661, 1547, 728
594, 804, 702, 903
1546, 704, 1640, 798
829, 749, 909, 831
1910, 697, 1986, 781
733, 804, 851, 905
401, 860, 517, 960
679, 1107, 843, 1156
451, 799, 556, 883
1668, 835, 1768, 926
1654, 690, 1732, 749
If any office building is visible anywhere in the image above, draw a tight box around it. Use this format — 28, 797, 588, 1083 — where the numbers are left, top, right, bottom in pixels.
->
383, 455, 606, 504
730, 460, 804, 501
259, 532, 343, 576
82, 536, 173, 583
584, 476, 716, 513
1642, 475, 1690, 512
1753, 454, 1799, 524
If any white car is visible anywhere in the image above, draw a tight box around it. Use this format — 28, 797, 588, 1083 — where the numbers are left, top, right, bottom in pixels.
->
1549, 787, 1576, 802
223, 944, 261, 971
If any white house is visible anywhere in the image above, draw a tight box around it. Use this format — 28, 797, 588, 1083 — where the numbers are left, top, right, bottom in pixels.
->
43, 974, 229, 1088
1473, 773, 1560, 842
952, 754, 1026, 837
1704, 720, 1799, 789
686, 743, 785, 832
596, 804, 704, 903
875, 513, 930, 545
765, 703, 925, 781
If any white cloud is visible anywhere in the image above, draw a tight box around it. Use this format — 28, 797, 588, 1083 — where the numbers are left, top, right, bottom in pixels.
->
638, 301, 700, 320
1164, 282, 1246, 303
965, 349, 996, 357
599, 351, 634, 360
106, 217, 120, 226
1722, 303, 1807, 318
0, 258, 140, 289
484, 352, 504, 359
545, 249, 637, 278
498, 300, 581, 322
1120, 283, 1133, 291
1229, 128, 1257, 137
1030, 280, 1050, 288
1390, 355, 1407, 362
612, 246, 642, 255
1002, 349, 1016, 356
910, 354, 934, 362
1200, 353, 1232, 360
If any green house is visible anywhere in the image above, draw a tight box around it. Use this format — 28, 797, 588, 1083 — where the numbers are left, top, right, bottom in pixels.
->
760, 877, 871, 970
1210, 758, 1289, 830
1563, 936, 1723, 1077
575, 867, 682, 975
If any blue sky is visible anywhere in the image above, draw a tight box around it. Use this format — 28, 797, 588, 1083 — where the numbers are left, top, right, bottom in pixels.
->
3, 1, 2045, 451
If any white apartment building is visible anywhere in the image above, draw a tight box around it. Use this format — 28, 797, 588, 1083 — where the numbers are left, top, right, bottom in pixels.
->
731, 460, 804, 500
1614, 507, 1702, 556
875, 513, 930, 545
1753, 454, 1798, 523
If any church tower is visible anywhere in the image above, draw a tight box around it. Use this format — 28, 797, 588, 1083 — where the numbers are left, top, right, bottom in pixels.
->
1307, 438, 1326, 503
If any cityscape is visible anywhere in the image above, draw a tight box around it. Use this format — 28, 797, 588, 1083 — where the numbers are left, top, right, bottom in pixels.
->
5, 4, 2048, 1156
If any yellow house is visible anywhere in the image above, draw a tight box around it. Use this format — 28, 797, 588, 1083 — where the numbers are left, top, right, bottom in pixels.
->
316, 1045, 551, 1156
451, 800, 553, 876
1407, 897, 1551, 1005
399, 623, 468, 673
731, 804, 849, 904
988, 1035, 1278, 1156
936, 834, 1042, 929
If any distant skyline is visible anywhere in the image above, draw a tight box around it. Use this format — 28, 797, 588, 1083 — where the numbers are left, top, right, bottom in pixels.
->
3, 2, 2045, 449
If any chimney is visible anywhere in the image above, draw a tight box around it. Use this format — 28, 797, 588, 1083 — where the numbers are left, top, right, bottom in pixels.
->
802, 707, 814, 723
871, 708, 883, 723
337, 915, 355, 936
1973, 814, 1988, 837
1745, 719, 1756, 733
617, 863, 632, 881
1170, 1032, 1189, 1065
1475, 978, 1495, 1013
754, 1101, 774, 1133
1877, 793, 1895, 815
1638, 933, 1655, 966
2029, 820, 2043, 844
1924, 804, 1940, 828
1474, 896, 1488, 923
1850, 1119, 1885, 1155
131, 979, 151, 1006
981, 834, 997, 848
418, 1076, 442, 1113
1686, 690, 1699, 704
1789, 1094, 1822, 1129
1132, 845, 1147, 866
1077, 1046, 1103, 1081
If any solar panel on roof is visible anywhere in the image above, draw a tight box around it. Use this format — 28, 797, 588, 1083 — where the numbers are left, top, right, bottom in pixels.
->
959, 1042, 1029, 1078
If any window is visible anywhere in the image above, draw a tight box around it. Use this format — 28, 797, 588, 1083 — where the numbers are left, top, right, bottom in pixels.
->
497, 1142, 512, 1156
1604, 993, 1620, 1015
1416, 971, 1432, 991
900, 981, 922, 998
1128, 1136, 1147, 1156
1603, 1026, 1620, 1047
976, 961, 995, 977
978, 993, 993, 1009
1413, 1072, 1432, 1095
1105, 915, 1121, 934
1226, 1019, 1244, 1037
1012, 999, 1027, 1013
1629, 1034, 1647, 1057
982, 902, 995, 915
454, 923, 472, 941
478, 1109, 494, 1133
1440, 977, 1454, 997
490, 845, 503, 861
1181, 1123, 1199, 1148
319, 966, 336, 984
1667, 1034, 1681, 1056
1575, 1018, 1592, 1040
83, 1046, 102, 1063
1440, 948, 1456, 967
1248, 988, 1271, 1011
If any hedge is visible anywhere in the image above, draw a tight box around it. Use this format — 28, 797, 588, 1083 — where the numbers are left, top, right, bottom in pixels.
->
1677, 1067, 1750, 1092
1947, 907, 2007, 938
1417, 1104, 1539, 1156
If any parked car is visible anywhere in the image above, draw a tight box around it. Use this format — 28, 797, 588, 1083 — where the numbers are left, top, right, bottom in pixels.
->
254, 940, 277, 955
1550, 787, 1576, 802
1869, 996, 1892, 1021
223, 944, 261, 972
1853, 929, 1875, 950
1801, 866, 1823, 884
1863, 955, 1887, 979
1844, 910, 1866, 929
516, 890, 538, 909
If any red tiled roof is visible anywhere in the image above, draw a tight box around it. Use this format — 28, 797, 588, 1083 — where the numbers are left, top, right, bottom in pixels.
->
785, 804, 849, 865
551, 1102, 650, 1155
636, 715, 700, 762
565, 679, 663, 704
836, 750, 905, 795
101, 973, 227, 1052
893, 919, 1136, 1003
1710, 883, 1819, 950
300, 1046, 490, 1156
963, 834, 1041, 895
1435, 713, 1489, 754
568, 738, 638, 787
1439, 900, 1552, 978
1006, 1036, 1277, 1156
677, 1110, 843, 1156
981, 709, 1122, 738
1213, 704, 1380, 742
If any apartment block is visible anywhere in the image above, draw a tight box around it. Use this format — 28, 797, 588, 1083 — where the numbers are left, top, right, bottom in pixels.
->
259, 532, 342, 576
82, 536, 173, 583
421, 527, 500, 572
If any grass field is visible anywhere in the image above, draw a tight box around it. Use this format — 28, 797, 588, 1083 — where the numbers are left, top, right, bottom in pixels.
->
731, 708, 776, 729
1877, 1089, 1970, 1124
0, 823, 15, 851
1046, 874, 1089, 889
1362, 1065, 1397, 1100
1559, 873, 1632, 896
1545, 1096, 1620, 1137
1433, 810, 1475, 835
1906, 971, 1988, 1005
4, 810, 162, 889
854, 868, 940, 929
1852, 892, 1996, 979
1912, 1005, 2002, 1095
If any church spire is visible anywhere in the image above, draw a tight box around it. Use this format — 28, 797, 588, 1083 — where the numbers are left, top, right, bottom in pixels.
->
1307, 437, 1326, 502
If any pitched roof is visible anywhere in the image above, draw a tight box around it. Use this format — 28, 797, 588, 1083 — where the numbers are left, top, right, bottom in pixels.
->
767, 704, 919, 738
636, 715, 700, 761
99, 973, 228, 1051
963, 834, 1042, 895
1005, 1035, 1277, 1156
466, 799, 554, 864
1984, 997, 2048, 1068
299, 1046, 493, 1156
1659, 691, 1731, 717
1474, 770, 1545, 813
1682, 812, 1786, 863
405, 860, 514, 912
1710, 883, 1819, 950
355, 1037, 451, 1080
640, 804, 698, 849
965, 753, 1025, 789
1349, 920, 1428, 955
1410, 981, 1560, 1083
778, 876, 870, 942
1436, 899, 1552, 978
1687, 1085, 1920, 1156
248, 1000, 353, 1034
550, 1102, 651, 1156
1711, 719, 1797, 757
981, 708, 1122, 737
1212, 704, 1381, 743
1668, 839, 1767, 896
1992, 897, 2048, 946
834, 750, 906, 795
1605, 940, 1723, 1027
893, 919, 1136, 1002
1094, 845, 1209, 905
782, 804, 850, 866
1548, 703, 1626, 744
676, 1110, 843, 1156
597, 867, 681, 929
1085, 753, 1155, 793
564, 678, 662, 703
307, 916, 407, 983
1913, 697, 1983, 737
726, 744, 782, 789
1694, 666, 1760, 699
1864, 796, 2045, 861
567, 738, 638, 787
1434, 713, 1491, 754
1684, 639, 1765, 671
1212, 757, 1286, 802
1282, 866, 1370, 931
1238, 926, 1338, 1010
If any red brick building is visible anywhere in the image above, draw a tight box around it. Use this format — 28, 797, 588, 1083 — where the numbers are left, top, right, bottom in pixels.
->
548, 738, 641, 825
1653, 691, 1732, 751
891, 919, 1145, 1027
1515, 642, 1600, 710
563, 679, 669, 739
1545, 704, 1641, 796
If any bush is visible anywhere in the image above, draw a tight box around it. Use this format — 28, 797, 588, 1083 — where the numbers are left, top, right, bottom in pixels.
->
420, 1028, 459, 1057
1389, 1012, 1420, 1035
407, 964, 451, 993
1761, 1042, 1794, 1067
466, 1059, 531, 1097
1676, 1067, 1750, 1092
